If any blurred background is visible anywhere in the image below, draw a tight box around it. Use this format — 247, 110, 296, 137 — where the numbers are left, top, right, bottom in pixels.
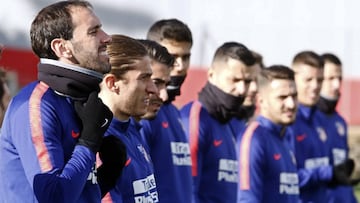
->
2, 0, 360, 121
1, 0, 360, 198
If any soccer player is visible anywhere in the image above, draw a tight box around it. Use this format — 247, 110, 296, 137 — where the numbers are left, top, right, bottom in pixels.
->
0, 1, 118, 202
141, 19, 194, 203
181, 42, 256, 203
287, 51, 355, 202
99, 35, 159, 202
318, 53, 358, 203
238, 65, 300, 203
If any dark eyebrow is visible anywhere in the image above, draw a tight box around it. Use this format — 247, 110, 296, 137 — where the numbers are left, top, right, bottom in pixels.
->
153, 78, 166, 84
88, 24, 102, 32
139, 72, 152, 79
172, 53, 191, 58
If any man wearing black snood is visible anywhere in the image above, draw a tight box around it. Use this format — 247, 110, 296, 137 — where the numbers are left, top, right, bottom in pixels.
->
229, 50, 264, 141
180, 42, 256, 203
317, 53, 359, 202
234, 50, 264, 121
143, 19, 194, 203
0, 1, 123, 202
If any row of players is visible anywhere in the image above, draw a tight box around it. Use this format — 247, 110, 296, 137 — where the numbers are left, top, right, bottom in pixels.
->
0, 1, 357, 203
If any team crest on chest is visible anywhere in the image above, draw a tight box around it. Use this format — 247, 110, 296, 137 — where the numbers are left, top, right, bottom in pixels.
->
335, 122, 345, 136
316, 127, 327, 142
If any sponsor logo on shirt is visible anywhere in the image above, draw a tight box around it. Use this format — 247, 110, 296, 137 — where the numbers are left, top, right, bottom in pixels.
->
273, 153, 281, 160
87, 164, 98, 184
279, 172, 299, 195
171, 142, 192, 166
133, 174, 159, 203
71, 130, 80, 138
304, 157, 329, 169
218, 159, 238, 183
161, 121, 169, 128
213, 139, 223, 147
296, 134, 306, 142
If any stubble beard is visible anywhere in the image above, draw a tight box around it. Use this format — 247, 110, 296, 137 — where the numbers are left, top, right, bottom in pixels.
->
72, 42, 110, 73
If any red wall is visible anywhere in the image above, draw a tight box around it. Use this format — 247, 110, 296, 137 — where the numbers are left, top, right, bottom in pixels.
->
1, 47, 360, 125
0, 47, 39, 87
172, 67, 207, 108
338, 80, 360, 125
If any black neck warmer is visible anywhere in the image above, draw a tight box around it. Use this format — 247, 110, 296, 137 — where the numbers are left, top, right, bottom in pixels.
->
198, 82, 245, 123
165, 75, 186, 104
317, 96, 339, 114
234, 105, 256, 121
37, 60, 103, 101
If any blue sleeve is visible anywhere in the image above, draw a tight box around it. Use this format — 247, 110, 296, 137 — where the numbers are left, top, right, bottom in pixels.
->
238, 125, 264, 203
285, 124, 333, 189
13, 97, 96, 203
33, 146, 95, 202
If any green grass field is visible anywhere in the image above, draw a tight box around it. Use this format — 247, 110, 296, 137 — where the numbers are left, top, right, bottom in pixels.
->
355, 185, 360, 201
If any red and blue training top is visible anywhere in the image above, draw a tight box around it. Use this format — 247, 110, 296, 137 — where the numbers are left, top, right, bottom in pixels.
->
0, 81, 100, 203
286, 105, 333, 203
102, 118, 158, 203
140, 103, 192, 203
180, 100, 238, 203
238, 116, 300, 203
316, 110, 357, 203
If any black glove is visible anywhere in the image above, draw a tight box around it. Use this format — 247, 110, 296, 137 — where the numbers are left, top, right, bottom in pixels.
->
97, 135, 127, 197
74, 92, 113, 153
330, 158, 358, 186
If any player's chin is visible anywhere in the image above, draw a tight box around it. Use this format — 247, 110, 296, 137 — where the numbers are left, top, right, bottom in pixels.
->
148, 104, 160, 113
280, 120, 293, 126
141, 111, 157, 120
282, 115, 296, 125
308, 96, 320, 105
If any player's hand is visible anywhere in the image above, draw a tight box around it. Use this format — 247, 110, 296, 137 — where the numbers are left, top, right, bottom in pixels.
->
74, 92, 113, 153
330, 159, 356, 186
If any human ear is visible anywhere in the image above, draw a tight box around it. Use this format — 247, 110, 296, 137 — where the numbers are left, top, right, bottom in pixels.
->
207, 66, 215, 83
50, 38, 72, 58
103, 74, 120, 94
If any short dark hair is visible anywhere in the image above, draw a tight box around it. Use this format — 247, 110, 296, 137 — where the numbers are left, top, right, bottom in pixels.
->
30, 0, 92, 59
138, 39, 174, 67
292, 50, 324, 69
321, 53, 342, 66
107, 34, 148, 79
251, 50, 265, 68
257, 65, 294, 90
147, 19, 193, 46
212, 42, 256, 66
